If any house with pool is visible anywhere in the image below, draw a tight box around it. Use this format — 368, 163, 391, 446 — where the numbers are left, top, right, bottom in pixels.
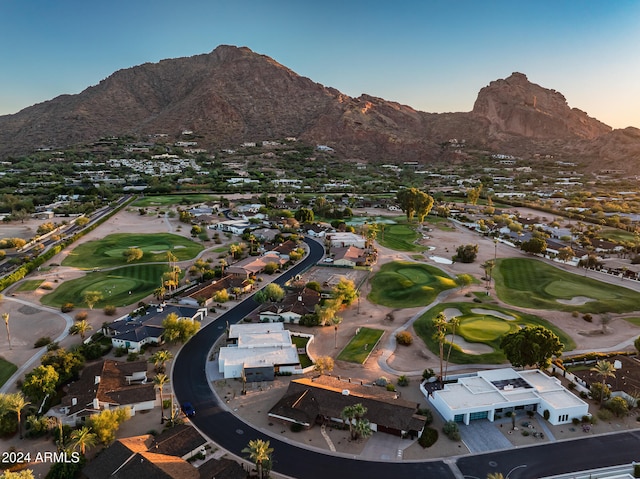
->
423, 368, 588, 426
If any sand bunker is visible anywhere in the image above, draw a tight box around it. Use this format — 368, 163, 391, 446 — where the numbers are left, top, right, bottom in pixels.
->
445, 334, 493, 355
471, 308, 516, 321
556, 296, 596, 306
443, 308, 462, 319
429, 256, 453, 264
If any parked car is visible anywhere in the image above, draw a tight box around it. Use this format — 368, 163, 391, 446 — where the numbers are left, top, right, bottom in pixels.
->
181, 402, 195, 417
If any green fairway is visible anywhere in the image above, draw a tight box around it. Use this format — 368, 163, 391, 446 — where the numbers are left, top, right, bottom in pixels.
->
0, 358, 18, 388
378, 223, 425, 252
337, 327, 384, 364
62, 233, 203, 269
14, 279, 44, 292
368, 261, 457, 308
622, 317, 640, 327
131, 194, 217, 207
413, 302, 575, 365
41, 264, 169, 309
494, 257, 640, 313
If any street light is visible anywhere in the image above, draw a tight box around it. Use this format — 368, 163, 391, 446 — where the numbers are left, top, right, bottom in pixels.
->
334, 325, 338, 349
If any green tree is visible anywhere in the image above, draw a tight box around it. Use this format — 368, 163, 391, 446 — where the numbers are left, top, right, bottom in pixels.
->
590, 360, 617, 405
432, 313, 447, 382
590, 382, 611, 404
123, 247, 143, 263
396, 188, 434, 222
153, 373, 169, 424
88, 407, 131, 444
521, 237, 547, 255
254, 283, 285, 304
75, 216, 90, 227
606, 396, 629, 417
41, 348, 84, 385
22, 365, 59, 403
557, 246, 575, 263
500, 326, 564, 369
149, 349, 173, 373
341, 403, 369, 440
242, 439, 274, 479
295, 208, 314, 223
69, 425, 97, 455
69, 319, 93, 341
6, 392, 30, 439
82, 290, 103, 310
1, 470, 36, 479
466, 184, 483, 205
162, 313, 200, 344
453, 244, 479, 263
314, 356, 334, 375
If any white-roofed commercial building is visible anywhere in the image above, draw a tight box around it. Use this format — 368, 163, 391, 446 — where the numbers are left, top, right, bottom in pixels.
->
423, 368, 588, 426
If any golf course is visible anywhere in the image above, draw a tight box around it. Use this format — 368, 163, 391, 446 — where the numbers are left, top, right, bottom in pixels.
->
62, 233, 203, 269
368, 261, 458, 308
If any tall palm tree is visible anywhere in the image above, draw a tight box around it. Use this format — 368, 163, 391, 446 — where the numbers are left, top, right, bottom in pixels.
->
154, 373, 169, 424
70, 425, 97, 455
242, 439, 274, 479
149, 349, 173, 373
432, 313, 447, 383
444, 316, 460, 381
7, 392, 30, 439
2, 312, 11, 350
69, 319, 93, 341
590, 360, 617, 405
487, 473, 505, 479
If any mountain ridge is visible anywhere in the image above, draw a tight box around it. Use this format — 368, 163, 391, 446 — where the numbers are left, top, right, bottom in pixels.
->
1, 45, 639, 170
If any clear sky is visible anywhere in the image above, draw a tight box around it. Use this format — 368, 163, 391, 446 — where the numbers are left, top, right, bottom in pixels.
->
1, 0, 639, 129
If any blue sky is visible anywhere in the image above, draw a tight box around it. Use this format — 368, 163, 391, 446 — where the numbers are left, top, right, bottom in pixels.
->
1, 0, 639, 129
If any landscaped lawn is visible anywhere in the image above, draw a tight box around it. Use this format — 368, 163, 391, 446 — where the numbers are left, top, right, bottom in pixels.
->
62, 233, 203, 269
368, 261, 457, 308
13, 279, 44, 292
622, 317, 640, 327
337, 327, 384, 364
0, 358, 17, 388
41, 264, 170, 309
131, 194, 217, 208
291, 335, 312, 369
494, 257, 640, 313
413, 302, 575, 365
377, 222, 425, 252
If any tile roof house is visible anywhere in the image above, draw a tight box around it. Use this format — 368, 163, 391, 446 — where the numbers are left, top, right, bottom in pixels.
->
331, 245, 367, 267
104, 304, 206, 353
179, 275, 252, 307
268, 375, 426, 438
59, 360, 155, 425
572, 355, 640, 407
255, 287, 321, 324
83, 425, 243, 479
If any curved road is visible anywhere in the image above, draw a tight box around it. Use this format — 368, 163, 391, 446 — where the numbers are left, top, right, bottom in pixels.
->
173, 236, 640, 479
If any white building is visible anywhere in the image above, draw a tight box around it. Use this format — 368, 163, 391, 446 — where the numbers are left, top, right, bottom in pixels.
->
218, 323, 302, 382
326, 232, 366, 249
424, 368, 588, 426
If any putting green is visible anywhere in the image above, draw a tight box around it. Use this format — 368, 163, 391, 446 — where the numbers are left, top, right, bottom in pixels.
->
458, 316, 512, 342
544, 280, 616, 300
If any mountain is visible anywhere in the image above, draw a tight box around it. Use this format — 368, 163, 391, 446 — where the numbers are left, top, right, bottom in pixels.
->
1, 45, 639, 170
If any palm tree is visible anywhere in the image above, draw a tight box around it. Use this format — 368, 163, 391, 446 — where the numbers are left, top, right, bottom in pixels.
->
7, 392, 30, 439
153, 373, 169, 424
69, 319, 93, 341
444, 317, 460, 381
353, 418, 372, 440
242, 438, 274, 479
2, 312, 11, 350
590, 360, 617, 405
219, 258, 228, 277
433, 313, 447, 383
149, 349, 173, 373
70, 425, 97, 455
487, 473, 505, 479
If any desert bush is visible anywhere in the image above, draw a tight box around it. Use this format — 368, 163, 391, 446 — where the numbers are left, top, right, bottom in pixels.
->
74, 311, 88, 321
104, 305, 117, 316
61, 302, 74, 313
418, 427, 438, 448
397, 375, 410, 387
386, 383, 396, 392
597, 408, 613, 421
34, 336, 52, 348
582, 313, 593, 322
442, 421, 460, 440
571, 310, 580, 318
395, 331, 413, 346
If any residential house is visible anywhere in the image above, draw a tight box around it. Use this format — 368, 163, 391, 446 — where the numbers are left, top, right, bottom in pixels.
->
219, 323, 302, 381
226, 256, 269, 278
572, 355, 640, 407
104, 304, 206, 353
59, 360, 155, 425
426, 368, 589, 426
331, 245, 366, 267
268, 375, 426, 438
256, 287, 321, 324
326, 232, 366, 249
179, 275, 253, 307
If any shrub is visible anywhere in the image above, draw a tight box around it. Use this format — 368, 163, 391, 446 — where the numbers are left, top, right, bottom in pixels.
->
386, 383, 396, 392
442, 421, 460, 440
75, 311, 88, 321
104, 305, 117, 316
581, 415, 592, 423
114, 347, 127, 357
572, 417, 580, 425
374, 377, 389, 387
47, 341, 60, 351
582, 313, 593, 323
418, 427, 438, 448
543, 409, 550, 420
521, 430, 529, 436
634, 463, 640, 478
596, 408, 613, 421
395, 331, 413, 346
127, 352, 139, 362
397, 375, 410, 387
162, 399, 171, 410
61, 303, 74, 313
290, 423, 304, 433
34, 336, 52, 348
567, 382, 576, 390
417, 408, 433, 425
422, 368, 435, 381
571, 311, 580, 318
